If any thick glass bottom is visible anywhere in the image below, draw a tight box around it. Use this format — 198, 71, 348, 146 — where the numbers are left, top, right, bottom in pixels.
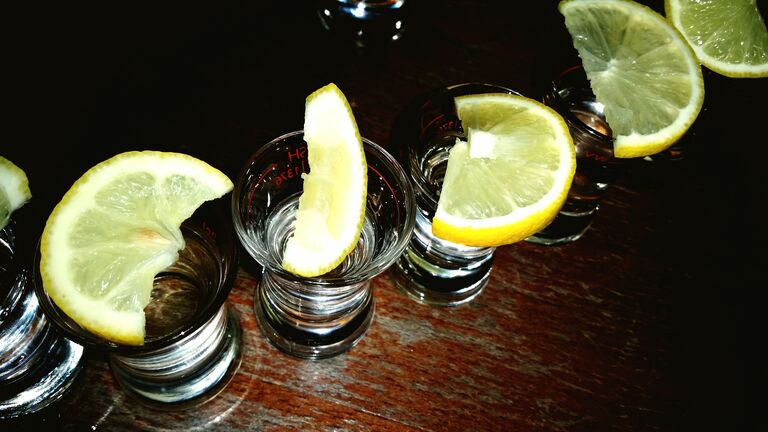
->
0, 333, 84, 420
315, 0, 407, 46
109, 304, 242, 408
391, 246, 491, 307
390, 210, 494, 307
525, 209, 595, 246
254, 273, 375, 360
0, 271, 85, 420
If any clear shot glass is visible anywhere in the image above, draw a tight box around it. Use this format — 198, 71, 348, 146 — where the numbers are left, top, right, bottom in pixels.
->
232, 130, 415, 360
32, 201, 242, 408
315, 0, 408, 47
1, 218, 85, 420
526, 65, 624, 246
389, 83, 519, 307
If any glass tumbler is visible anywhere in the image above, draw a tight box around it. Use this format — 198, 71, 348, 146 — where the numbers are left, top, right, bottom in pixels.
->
526, 65, 624, 245
389, 83, 519, 307
32, 201, 242, 408
232, 130, 415, 360
1, 218, 85, 420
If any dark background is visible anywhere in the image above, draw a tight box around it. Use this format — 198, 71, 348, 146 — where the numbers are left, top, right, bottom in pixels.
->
4, 0, 763, 430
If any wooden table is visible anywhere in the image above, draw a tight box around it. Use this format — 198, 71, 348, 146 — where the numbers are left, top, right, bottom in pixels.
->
5, 1, 756, 430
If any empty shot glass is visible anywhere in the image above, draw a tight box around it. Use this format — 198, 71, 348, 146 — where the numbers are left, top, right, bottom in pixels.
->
390, 83, 519, 307
315, 0, 408, 47
526, 65, 624, 245
232, 130, 415, 360
1, 217, 85, 420
33, 201, 242, 408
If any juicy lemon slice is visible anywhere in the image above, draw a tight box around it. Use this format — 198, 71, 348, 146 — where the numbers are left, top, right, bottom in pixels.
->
281, 83, 367, 277
432, 94, 576, 247
665, 0, 768, 78
559, 0, 705, 158
0, 156, 32, 230
40, 151, 233, 345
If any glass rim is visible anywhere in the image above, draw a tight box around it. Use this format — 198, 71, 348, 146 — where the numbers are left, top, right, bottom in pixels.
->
550, 64, 613, 142
231, 129, 416, 287
411, 82, 522, 209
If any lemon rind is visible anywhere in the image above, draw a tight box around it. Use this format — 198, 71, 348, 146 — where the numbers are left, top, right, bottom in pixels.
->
0, 156, 32, 215
282, 83, 368, 278
665, 0, 768, 79
559, 0, 706, 159
39, 151, 233, 345
432, 94, 576, 247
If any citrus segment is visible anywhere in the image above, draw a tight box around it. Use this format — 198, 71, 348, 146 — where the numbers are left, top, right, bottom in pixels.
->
559, 0, 705, 158
432, 94, 576, 247
39, 151, 233, 345
0, 156, 32, 230
665, 0, 768, 78
281, 83, 367, 277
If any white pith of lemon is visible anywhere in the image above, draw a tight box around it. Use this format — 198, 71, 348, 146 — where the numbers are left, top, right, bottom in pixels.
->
0, 156, 32, 230
281, 83, 367, 277
559, 0, 705, 158
432, 93, 576, 247
665, 0, 768, 78
39, 151, 233, 345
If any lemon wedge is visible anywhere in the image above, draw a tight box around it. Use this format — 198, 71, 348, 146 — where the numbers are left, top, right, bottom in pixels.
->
665, 0, 768, 78
0, 156, 32, 231
559, 0, 705, 158
281, 84, 368, 277
39, 151, 233, 345
432, 93, 576, 247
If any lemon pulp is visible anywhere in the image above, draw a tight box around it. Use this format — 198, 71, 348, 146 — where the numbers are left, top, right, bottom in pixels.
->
0, 156, 32, 230
281, 83, 368, 277
666, 0, 768, 78
39, 151, 233, 345
559, 0, 705, 158
432, 94, 576, 247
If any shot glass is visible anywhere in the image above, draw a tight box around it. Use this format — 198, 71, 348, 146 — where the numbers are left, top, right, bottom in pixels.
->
390, 83, 518, 307
315, 0, 408, 47
32, 201, 242, 408
1, 218, 85, 420
232, 130, 415, 360
526, 65, 624, 245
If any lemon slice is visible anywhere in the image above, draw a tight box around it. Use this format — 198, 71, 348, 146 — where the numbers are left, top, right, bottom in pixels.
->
559, 0, 705, 158
1, 156, 32, 230
666, 0, 768, 78
432, 94, 576, 247
281, 83, 367, 277
40, 151, 233, 345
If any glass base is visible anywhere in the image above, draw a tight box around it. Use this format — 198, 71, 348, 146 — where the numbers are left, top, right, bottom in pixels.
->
390, 211, 494, 307
0, 334, 84, 420
109, 304, 242, 408
1, 271, 85, 420
315, 0, 408, 47
391, 247, 491, 307
254, 272, 375, 360
525, 210, 594, 246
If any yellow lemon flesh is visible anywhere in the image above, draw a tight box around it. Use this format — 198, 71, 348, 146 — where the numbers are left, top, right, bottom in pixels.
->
666, 0, 768, 78
281, 83, 367, 277
432, 94, 576, 247
559, 0, 705, 158
0, 156, 32, 230
39, 151, 233, 345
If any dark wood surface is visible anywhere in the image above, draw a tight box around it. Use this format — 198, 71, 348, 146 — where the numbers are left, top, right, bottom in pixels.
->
4, 1, 759, 430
